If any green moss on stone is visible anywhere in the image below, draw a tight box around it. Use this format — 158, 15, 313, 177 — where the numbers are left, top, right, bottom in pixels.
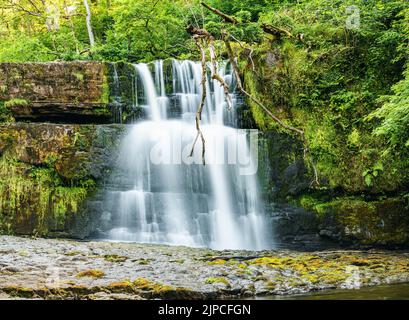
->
76, 269, 105, 279
204, 277, 231, 287
101, 73, 110, 105
0, 153, 91, 236
4, 98, 28, 108
73, 72, 84, 81
103, 254, 128, 263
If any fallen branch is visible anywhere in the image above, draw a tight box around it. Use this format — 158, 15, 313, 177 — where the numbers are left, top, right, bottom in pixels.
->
187, 25, 236, 163
222, 33, 304, 136
189, 36, 207, 165
208, 41, 233, 110
261, 23, 293, 39
222, 32, 319, 186
186, 25, 213, 38
201, 2, 237, 24
189, 5, 320, 186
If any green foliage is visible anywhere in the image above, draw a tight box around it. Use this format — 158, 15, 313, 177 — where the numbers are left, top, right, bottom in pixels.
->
0, 153, 92, 235
0, 101, 14, 123
369, 69, 409, 153
0, 0, 195, 62
363, 162, 384, 187
237, 0, 409, 193
4, 99, 28, 108
0, 34, 56, 62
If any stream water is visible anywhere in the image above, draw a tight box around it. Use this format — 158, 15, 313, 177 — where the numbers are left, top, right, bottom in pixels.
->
99, 60, 272, 250
260, 283, 409, 300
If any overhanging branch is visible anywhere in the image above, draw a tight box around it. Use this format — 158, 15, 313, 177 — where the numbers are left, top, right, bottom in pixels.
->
200, 2, 237, 24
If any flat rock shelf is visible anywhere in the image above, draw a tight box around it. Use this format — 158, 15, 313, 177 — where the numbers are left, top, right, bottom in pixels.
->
1, 236, 409, 300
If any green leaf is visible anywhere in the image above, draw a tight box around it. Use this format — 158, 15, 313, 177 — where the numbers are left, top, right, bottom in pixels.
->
364, 175, 373, 187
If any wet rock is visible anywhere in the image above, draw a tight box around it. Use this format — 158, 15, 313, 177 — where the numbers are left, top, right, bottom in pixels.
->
1, 236, 409, 300
0, 123, 125, 238
0, 62, 111, 123
1, 266, 21, 273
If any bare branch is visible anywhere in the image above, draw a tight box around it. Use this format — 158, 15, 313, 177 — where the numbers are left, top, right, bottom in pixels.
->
261, 23, 293, 39
198, 3, 320, 186
201, 2, 237, 24
222, 32, 320, 186
208, 40, 233, 110
223, 34, 304, 136
228, 33, 255, 72
189, 36, 207, 165
186, 25, 213, 38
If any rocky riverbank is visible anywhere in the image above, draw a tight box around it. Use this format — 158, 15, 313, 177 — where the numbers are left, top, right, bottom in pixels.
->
1, 236, 409, 300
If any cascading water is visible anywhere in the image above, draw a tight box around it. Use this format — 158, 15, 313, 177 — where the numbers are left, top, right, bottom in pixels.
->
102, 60, 272, 250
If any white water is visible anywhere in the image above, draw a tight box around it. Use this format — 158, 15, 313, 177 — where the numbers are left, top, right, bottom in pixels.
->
104, 60, 272, 250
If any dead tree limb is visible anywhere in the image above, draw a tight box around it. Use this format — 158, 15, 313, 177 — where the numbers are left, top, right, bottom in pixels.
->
223, 34, 304, 136
208, 41, 233, 110
187, 25, 235, 163
187, 26, 232, 109
197, 4, 319, 186
201, 2, 237, 24
222, 32, 319, 187
189, 36, 207, 165
186, 25, 212, 38
261, 23, 293, 39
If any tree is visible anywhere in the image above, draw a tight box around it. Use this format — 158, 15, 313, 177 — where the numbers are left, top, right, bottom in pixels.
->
83, 0, 95, 47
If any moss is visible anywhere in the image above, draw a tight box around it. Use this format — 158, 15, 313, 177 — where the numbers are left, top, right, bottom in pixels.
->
132, 277, 175, 294
242, 252, 409, 290
208, 259, 227, 265
204, 277, 231, 287
76, 269, 105, 279
133, 277, 153, 290
250, 257, 285, 268
169, 258, 185, 264
101, 73, 110, 105
4, 98, 28, 108
243, 35, 409, 200
73, 72, 84, 81
0, 123, 109, 236
0, 154, 90, 235
0, 101, 14, 123
136, 258, 150, 265
294, 193, 409, 245
301, 274, 320, 284
103, 254, 128, 263
3, 285, 36, 298
243, 69, 269, 130
107, 280, 134, 293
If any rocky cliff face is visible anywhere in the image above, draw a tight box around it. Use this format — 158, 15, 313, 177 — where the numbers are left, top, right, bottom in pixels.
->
0, 122, 125, 237
0, 62, 113, 123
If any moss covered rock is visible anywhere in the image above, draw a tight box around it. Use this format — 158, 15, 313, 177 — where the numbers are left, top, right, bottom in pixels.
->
246, 46, 409, 247
296, 195, 409, 246
0, 123, 124, 237
0, 61, 141, 124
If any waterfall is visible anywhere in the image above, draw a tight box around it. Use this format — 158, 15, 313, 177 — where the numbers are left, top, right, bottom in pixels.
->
111, 64, 122, 123
134, 63, 162, 121
102, 59, 272, 250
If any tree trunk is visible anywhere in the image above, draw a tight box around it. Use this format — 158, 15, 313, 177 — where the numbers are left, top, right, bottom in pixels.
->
83, 0, 95, 47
